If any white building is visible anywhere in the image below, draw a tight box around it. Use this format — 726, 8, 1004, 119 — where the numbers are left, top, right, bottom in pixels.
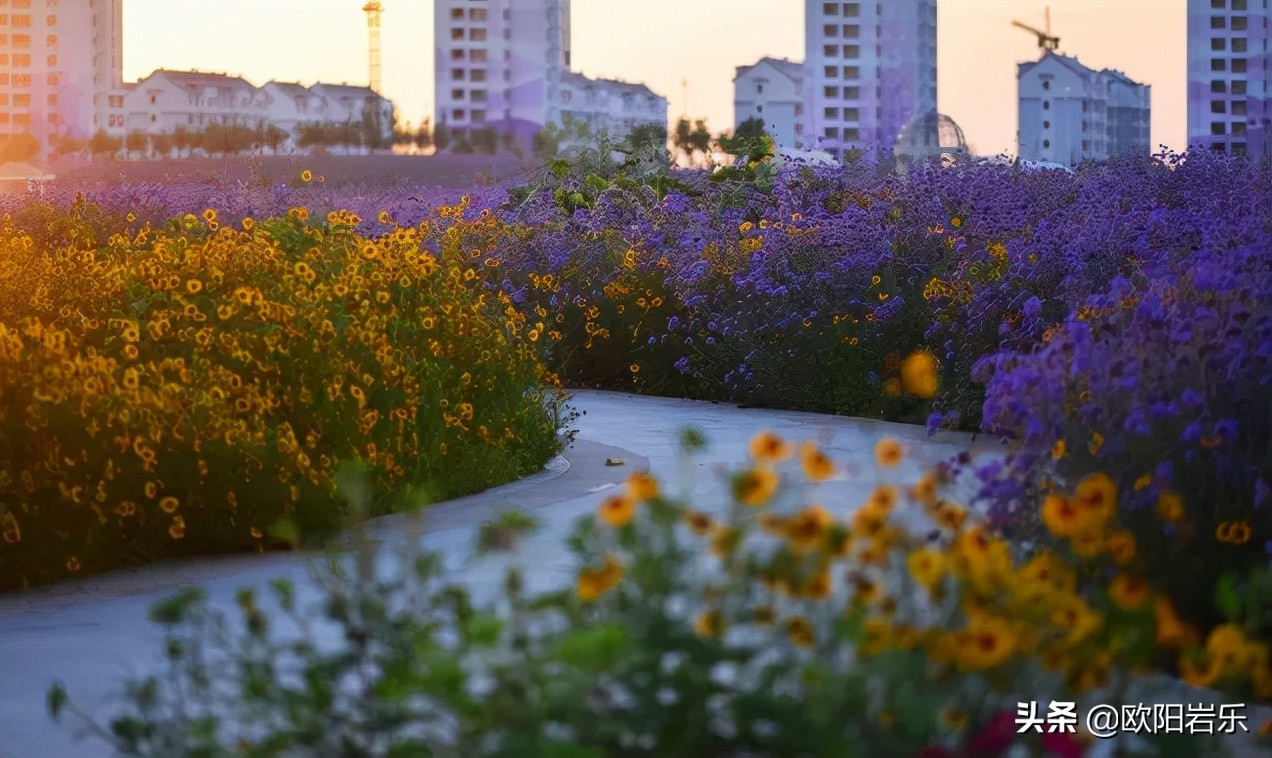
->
1018, 51, 1150, 167
124, 70, 270, 136
122, 71, 395, 153
308, 82, 395, 145
0, 0, 125, 154
733, 57, 806, 149
433, 0, 572, 149
1187, 0, 1272, 159
804, 0, 937, 161
260, 80, 337, 140
557, 72, 668, 140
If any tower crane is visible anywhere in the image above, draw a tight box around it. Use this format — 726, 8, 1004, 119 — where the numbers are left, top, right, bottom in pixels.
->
1012, 6, 1060, 52
363, 1, 383, 93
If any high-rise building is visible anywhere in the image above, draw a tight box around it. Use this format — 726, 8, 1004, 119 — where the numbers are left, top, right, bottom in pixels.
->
1018, 51, 1150, 166
0, 0, 125, 157
804, 0, 937, 161
1187, 0, 1272, 158
433, 0, 571, 149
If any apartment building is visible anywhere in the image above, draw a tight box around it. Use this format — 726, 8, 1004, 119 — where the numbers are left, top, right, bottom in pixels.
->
1018, 51, 1150, 166
557, 71, 668, 140
733, 57, 806, 149
0, 0, 125, 154
804, 0, 937, 161
1187, 0, 1272, 158
433, 0, 572, 149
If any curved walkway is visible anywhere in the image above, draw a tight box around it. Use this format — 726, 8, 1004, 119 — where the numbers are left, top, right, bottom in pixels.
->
0, 390, 992, 757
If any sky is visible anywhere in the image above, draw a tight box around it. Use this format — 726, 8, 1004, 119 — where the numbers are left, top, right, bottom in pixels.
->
121, 0, 1186, 156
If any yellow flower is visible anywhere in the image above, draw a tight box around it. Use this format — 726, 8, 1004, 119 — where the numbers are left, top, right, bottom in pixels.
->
168, 516, 186, 540
596, 493, 637, 527
907, 548, 945, 591
874, 438, 903, 468
1051, 439, 1066, 460
1073, 472, 1117, 525
912, 471, 939, 506
300, 169, 313, 183
785, 615, 815, 647
576, 554, 623, 602
626, 471, 659, 501
694, 610, 725, 640
799, 441, 835, 481
65, 556, 81, 572
753, 605, 776, 626
159, 496, 180, 514
1069, 526, 1106, 559
1108, 574, 1149, 610
1206, 624, 1247, 670
1104, 530, 1137, 566
186, 279, 203, 294
955, 615, 1017, 671
708, 525, 740, 558
934, 501, 967, 532
1156, 491, 1184, 522
900, 350, 939, 398
748, 430, 791, 461
1051, 596, 1102, 644
1133, 473, 1152, 491
679, 511, 712, 537
1088, 431, 1104, 455
733, 467, 779, 506
785, 505, 833, 553
1041, 493, 1080, 537
883, 377, 902, 397
756, 512, 786, 536
865, 484, 899, 514
1154, 597, 1198, 650
803, 568, 833, 600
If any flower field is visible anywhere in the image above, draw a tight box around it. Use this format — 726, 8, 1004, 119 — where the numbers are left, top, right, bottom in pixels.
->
6, 144, 1272, 749
0, 195, 565, 589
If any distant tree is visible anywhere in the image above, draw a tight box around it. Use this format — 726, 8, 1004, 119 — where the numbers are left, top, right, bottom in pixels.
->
672, 117, 713, 165
627, 123, 669, 155
450, 133, 474, 154
337, 120, 363, 154
498, 130, 523, 159
716, 116, 773, 161
296, 122, 328, 152
532, 125, 561, 160
432, 120, 451, 152
0, 132, 40, 164
171, 127, 192, 158
150, 131, 173, 159
49, 133, 87, 160
256, 123, 288, 154
413, 119, 433, 151
733, 116, 767, 140
393, 120, 415, 148
124, 131, 148, 160
469, 126, 498, 155
88, 129, 121, 161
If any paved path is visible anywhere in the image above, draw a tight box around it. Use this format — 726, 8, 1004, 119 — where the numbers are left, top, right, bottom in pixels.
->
0, 390, 993, 757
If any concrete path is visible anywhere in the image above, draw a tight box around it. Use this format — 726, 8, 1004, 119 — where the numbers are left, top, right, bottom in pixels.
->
0, 390, 994, 757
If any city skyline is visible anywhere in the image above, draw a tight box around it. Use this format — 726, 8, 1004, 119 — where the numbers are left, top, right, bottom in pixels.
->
120, 0, 1187, 155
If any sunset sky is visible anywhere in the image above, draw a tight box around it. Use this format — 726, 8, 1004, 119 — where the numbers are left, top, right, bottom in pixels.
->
122, 0, 1186, 156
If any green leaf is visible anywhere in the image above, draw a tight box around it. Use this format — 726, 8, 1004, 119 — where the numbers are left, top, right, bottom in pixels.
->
147, 587, 206, 625
557, 624, 628, 673
46, 681, 67, 720
1215, 573, 1241, 620
464, 612, 504, 647
268, 517, 301, 548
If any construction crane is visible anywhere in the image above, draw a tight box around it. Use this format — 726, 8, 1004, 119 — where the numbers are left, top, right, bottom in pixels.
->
1012, 6, 1060, 52
363, 1, 383, 93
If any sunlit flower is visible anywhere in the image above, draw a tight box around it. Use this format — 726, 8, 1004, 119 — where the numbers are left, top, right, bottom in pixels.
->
597, 493, 637, 527
874, 438, 903, 468
1108, 574, 1149, 610
576, 554, 623, 602
899, 350, 939, 398
695, 610, 725, 640
799, 441, 835, 481
733, 467, 779, 506
749, 430, 791, 461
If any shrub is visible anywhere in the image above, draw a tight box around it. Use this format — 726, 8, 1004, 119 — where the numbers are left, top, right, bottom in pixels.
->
0, 201, 565, 589
48, 427, 1268, 756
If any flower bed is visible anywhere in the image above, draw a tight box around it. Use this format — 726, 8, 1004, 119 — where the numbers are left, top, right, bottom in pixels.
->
0, 200, 565, 589
48, 428, 1272, 755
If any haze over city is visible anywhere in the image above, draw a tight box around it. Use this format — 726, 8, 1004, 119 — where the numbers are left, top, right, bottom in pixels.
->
121, 0, 1187, 156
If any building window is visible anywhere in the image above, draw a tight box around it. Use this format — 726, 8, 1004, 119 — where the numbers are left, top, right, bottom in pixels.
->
450, 8, 464, 20
824, 127, 839, 138
1043, 139, 1051, 148
1233, 121, 1247, 134
1232, 80, 1247, 94
452, 108, 465, 120
452, 68, 465, 80
450, 28, 464, 40
1212, 79, 1227, 93
845, 127, 859, 140
451, 88, 465, 100
470, 28, 486, 42
12, 33, 28, 47
843, 66, 859, 79
1233, 100, 1247, 115
1211, 121, 1227, 134
824, 85, 839, 97
450, 49, 465, 61
824, 65, 839, 77
843, 25, 859, 37
844, 107, 859, 121
1211, 58, 1226, 71
1232, 16, 1247, 30
471, 70, 487, 82
756, 83, 763, 93
823, 24, 838, 36
470, 8, 487, 21
1043, 100, 1050, 110
1232, 38, 1247, 52
1212, 100, 1227, 113
1212, 37, 1227, 51
756, 104, 763, 113
824, 45, 839, 56
1042, 79, 1051, 90
824, 107, 839, 119
844, 45, 860, 58
1233, 58, 1247, 73
1043, 120, 1050, 129
1211, 0, 1225, 6
822, 2, 838, 14
1211, 16, 1226, 28
845, 3, 859, 17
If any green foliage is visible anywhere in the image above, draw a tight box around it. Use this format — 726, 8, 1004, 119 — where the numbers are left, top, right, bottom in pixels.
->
47, 435, 1253, 756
